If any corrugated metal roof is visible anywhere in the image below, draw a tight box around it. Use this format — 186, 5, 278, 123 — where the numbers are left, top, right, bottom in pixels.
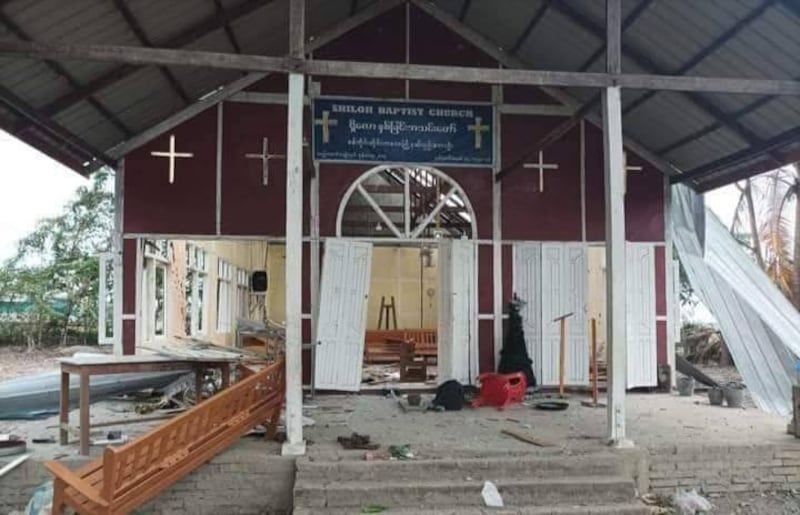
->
0, 0, 796, 191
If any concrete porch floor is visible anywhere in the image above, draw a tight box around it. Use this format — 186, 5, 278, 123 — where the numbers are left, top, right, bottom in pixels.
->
303, 390, 792, 458
3, 389, 800, 513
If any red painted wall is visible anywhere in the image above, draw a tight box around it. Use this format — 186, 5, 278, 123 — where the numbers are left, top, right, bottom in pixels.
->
122, 239, 137, 354
583, 123, 665, 242
501, 117, 582, 240
124, 108, 218, 235
120, 4, 668, 374
220, 102, 288, 236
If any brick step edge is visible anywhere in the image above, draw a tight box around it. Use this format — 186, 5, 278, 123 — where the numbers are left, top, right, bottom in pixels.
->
296, 455, 625, 481
294, 476, 637, 509
293, 501, 650, 515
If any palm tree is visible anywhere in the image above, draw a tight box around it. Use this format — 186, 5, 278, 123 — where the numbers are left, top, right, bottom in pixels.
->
730, 163, 800, 306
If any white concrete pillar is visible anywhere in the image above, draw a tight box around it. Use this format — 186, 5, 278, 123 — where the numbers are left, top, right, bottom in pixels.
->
282, 72, 306, 456
602, 85, 630, 446
603, 0, 630, 448
491, 85, 503, 364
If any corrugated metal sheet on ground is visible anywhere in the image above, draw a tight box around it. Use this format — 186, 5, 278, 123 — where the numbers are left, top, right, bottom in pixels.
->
672, 184, 800, 416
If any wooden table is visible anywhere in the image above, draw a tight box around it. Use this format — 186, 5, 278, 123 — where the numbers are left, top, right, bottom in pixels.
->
58, 355, 237, 455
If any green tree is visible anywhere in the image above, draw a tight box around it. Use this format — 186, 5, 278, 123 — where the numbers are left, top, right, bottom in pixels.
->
0, 170, 113, 348
730, 163, 800, 306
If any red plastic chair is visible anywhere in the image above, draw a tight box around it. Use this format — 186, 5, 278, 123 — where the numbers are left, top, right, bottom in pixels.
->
472, 372, 527, 409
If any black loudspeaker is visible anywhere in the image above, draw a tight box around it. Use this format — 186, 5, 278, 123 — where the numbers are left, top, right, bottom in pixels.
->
251, 271, 268, 293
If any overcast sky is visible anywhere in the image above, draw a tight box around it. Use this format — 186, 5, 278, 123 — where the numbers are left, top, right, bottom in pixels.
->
0, 130, 88, 261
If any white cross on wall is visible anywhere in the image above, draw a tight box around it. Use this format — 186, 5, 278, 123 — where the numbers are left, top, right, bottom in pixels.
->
624, 151, 643, 194
467, 116, 490, 149
150, 134, 194, 184
315, 110, 338, 144
523, 151, 559, 192
245, 137, 285, 186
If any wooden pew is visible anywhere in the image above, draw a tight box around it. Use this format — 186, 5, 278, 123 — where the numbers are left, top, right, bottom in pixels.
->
47, 359, 285, 515
363, 329, 438, 363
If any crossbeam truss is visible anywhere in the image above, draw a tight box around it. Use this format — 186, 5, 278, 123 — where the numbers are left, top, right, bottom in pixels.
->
0, 0, 796, 184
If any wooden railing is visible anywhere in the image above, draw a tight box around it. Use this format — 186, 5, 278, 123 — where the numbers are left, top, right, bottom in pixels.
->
47, 359, 285, 515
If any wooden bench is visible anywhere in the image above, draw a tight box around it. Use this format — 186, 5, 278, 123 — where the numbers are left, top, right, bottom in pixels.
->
364, 329, 437, 363
47, 359, 285, 515
404, 329, 437, 359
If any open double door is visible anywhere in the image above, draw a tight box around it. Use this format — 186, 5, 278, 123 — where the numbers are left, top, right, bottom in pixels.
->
513, 242, 657, 389
314, 238, 479, 391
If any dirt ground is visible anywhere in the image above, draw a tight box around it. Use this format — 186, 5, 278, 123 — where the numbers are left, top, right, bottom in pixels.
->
0, 345, 110, 380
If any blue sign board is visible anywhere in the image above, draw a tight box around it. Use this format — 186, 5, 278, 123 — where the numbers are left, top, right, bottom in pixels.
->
312, 97, 495, 167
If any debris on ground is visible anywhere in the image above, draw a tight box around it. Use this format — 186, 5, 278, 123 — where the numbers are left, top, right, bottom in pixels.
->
388, 444, 414, 460
361, 504, 387, 513
0, 436, 27, 456
642, 492, 673, 509
500, 428, 556, 447
673, 489, 713, 515
390, 390, 427, 413
22, 481, 52, 515
362, 364, 401, 385
338, 432, 380, 450
0, 453, 30, 478
431, 380, 465, 411
481, 480, 504, 508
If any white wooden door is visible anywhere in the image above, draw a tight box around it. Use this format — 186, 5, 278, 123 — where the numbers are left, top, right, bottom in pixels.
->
626, 243, 657, 387
314, 239, 373, 391
512, 242, 542, 382
438, 239, 478, 385
564, 244, 589, 384
540, 243, 589, 386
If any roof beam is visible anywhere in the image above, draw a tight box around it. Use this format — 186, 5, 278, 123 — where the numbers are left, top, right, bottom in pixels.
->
0, 11, 132, 137
622, 0, 778, 116
509, 1, 550, 55
112, 0, 191, 103
289, 0, 305, 58
576, 0, 653, 72
458, 0, 472, 21
0, 82, 114, 167
674, 126, 800, 188
495, 2, 656, 182
550, 1, 783, 167
606, 0, 622, 75
657, 86, 794, 154
106, 0, 407, 158
25, 0, 276, 129
408, 0, 677, 178
213, 0, 243, 53
777, 0, 800, 18
2, 40, 799, 95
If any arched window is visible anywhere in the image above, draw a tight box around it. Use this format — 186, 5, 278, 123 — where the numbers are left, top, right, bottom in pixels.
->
336, 165, 477, 240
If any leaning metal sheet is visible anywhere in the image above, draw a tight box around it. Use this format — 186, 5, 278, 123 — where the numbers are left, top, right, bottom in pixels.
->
672, 184, 799, 415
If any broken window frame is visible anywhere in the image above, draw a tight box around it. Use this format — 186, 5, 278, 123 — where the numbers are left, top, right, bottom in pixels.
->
185, 244, 209, 336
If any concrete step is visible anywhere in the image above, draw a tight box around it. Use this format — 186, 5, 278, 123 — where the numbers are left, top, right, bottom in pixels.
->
293, 475, 637, 510
296, 454, 625, 482
294, 503, 650, 515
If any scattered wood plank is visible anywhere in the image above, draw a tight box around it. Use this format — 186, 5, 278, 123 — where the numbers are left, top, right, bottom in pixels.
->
501, 428, 556, 447
0, 453, 30, 478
